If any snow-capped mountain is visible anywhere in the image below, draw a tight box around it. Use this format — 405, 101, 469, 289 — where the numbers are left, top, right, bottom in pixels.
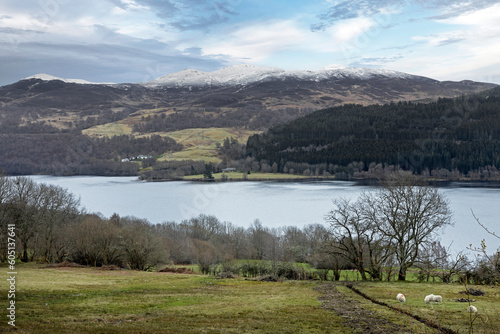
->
4, 65, 494, 121
143, 64, 419, 87
20, 65, 426, 88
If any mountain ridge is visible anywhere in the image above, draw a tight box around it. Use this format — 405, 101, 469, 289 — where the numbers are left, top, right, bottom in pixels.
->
143, 64, 424, 87
19, 64, 437, 88
0, 65, 496, 135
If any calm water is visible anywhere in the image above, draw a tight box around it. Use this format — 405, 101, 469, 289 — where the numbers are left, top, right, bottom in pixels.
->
31, 175, 500, 256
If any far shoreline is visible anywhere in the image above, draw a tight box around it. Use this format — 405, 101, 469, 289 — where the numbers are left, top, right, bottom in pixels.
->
143, 173, 500, 188
10, 173, 500, 188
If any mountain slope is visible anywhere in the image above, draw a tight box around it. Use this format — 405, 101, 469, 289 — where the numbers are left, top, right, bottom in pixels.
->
246, 86, 500, 178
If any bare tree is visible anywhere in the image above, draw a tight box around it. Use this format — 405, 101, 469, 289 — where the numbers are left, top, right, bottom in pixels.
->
362, 172, 452, 281
120, 217, 167, 270
69, 215, 108, 266
8, 177, 44, 262
326, 198, 392, 280
248, 219, 272, 260
305, 224, 345, 281
35, 183, 80, 262
326, 198, 370, 280
282, 226, 308, 263
193, 239, 218, 274
418, 241, 469, 283
0, 175, 14, 262
467, 211, 500, 284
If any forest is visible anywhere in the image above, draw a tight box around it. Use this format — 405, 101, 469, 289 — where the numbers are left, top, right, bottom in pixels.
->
0, 133, 182, 176
246, 87, 500, 178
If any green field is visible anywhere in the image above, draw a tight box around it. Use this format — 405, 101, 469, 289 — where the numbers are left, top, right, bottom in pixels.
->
159, 127, 260, 163
2, 263, 349, 334
2, 264, 498, 333
82, 124, 261, 163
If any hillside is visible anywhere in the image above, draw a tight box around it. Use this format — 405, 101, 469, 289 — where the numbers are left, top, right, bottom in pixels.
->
0, 65, 495, 133
246, 86, 500, 179
0, 65, 497, 176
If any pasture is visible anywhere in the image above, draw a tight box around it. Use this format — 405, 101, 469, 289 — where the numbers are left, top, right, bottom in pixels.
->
1, 263, 498, 333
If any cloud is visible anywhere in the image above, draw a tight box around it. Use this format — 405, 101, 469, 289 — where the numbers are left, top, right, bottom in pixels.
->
414, 3, 500, 47
349, 55, 404, 68
183, 47, 202, 56
106, 0, 148, 10
200, 20, 307, 62
436, 2, 500, 25
132, 0, 239, 31
331, 16, 375, 43
311, 0, 405, 31
413, 32, 469, 47
0, 38, 225, 84
424, 0, 500, 20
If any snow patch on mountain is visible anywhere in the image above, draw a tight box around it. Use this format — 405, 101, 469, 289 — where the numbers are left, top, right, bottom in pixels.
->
145, 64, 285, 87
23, 73, 113, 85
143, 64, 420, 88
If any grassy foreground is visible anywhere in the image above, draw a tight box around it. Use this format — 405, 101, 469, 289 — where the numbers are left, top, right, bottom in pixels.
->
1, 263, 349, 334
2, 264, 499, 333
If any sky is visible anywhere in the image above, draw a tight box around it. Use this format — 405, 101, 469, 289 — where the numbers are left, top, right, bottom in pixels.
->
0, 0, 499, 85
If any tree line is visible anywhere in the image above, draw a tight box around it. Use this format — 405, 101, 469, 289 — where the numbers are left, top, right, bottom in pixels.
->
1, 174, 497, 283
0, 134, 182, 176
246, 87, 500, 179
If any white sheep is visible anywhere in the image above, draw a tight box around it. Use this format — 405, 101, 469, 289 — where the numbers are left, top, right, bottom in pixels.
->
424, 294, 442, 304
396, 293, 406, 303
467, 305, 478, 313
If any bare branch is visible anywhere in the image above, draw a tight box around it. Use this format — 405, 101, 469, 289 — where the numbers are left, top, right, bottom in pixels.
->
471, 209, 500, 240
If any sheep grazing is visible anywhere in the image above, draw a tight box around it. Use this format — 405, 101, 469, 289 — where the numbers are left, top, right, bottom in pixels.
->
396, 293, 406, 303
467, 305, 478, 313
424, 294, 442, 304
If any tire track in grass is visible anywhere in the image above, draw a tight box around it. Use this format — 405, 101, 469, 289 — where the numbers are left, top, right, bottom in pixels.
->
345, 283, 458, 334
315, 283, 411, 334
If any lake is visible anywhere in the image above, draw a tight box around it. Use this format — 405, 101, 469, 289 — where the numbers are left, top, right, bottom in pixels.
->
31, 175, 500, 256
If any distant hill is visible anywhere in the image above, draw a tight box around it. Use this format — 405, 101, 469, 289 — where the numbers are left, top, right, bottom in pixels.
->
0, 65, 497, 177
0, 65, 496, 133
246, 86, 500, 179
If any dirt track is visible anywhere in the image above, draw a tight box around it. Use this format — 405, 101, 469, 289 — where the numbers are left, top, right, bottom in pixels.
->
315, 283, 412, 334
315, 283, 459, 334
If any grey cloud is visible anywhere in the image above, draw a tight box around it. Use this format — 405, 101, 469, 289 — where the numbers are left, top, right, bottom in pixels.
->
0, 27, 44, 35
0, 39, 225, 85
436, 37, 466, 46
133, 0, 239, 31
183, 47, 202, 55
311, 0, 406, 31
312, 0, 500, 32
